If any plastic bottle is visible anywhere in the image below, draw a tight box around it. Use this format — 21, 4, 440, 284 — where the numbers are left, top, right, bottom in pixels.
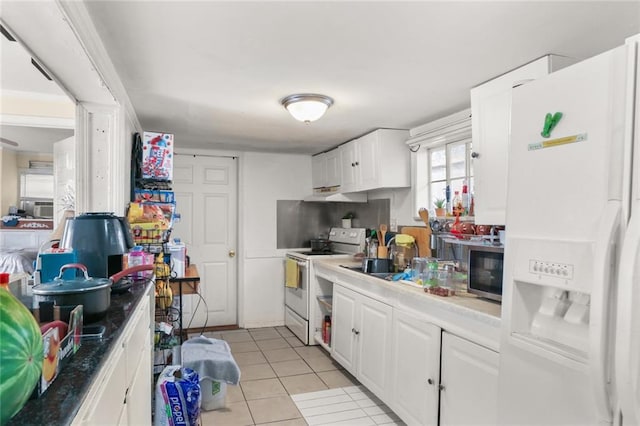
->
445, 185, 451, 215
0, 273, 9, 290
128, 246, 146, 278
462, 181, 469, 215
452, 191, 463, 216
323, 315, 331, 345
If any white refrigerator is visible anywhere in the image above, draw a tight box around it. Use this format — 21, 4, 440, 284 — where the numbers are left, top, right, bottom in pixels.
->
498, 34, 640, 425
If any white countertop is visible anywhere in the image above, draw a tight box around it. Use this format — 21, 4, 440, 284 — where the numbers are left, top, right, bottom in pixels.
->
313, 258, 502, 351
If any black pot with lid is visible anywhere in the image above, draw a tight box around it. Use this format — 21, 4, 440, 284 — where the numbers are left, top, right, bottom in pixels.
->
60, 212, 135, 278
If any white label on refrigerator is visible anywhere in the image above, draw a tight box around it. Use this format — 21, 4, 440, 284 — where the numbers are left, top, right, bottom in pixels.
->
528, 133, 587, 151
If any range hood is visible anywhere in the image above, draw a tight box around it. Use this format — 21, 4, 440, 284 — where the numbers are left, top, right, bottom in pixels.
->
304, 187, 367, 203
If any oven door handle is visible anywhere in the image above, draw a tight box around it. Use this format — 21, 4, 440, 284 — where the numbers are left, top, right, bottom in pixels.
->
296, 261, 307, 290
285, 258, 307, 290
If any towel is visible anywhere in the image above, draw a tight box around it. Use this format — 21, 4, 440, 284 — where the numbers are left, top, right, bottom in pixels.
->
181, 337, 241, 385
285, 258, 300, 288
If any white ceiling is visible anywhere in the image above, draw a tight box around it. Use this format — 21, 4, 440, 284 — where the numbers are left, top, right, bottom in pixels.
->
68, 2, 640, 154
82, 1, 640, 154
0, 31, 74, 153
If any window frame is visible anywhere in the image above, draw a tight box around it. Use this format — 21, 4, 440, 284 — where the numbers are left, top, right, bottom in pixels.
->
407, 109, 473, 220
425, 139, 473, 216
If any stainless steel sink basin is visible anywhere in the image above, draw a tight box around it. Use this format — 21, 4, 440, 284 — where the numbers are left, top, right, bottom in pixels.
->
339, 265, 394, 281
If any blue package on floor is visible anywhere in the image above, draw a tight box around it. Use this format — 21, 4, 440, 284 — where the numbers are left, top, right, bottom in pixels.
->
154, 366, 201, 426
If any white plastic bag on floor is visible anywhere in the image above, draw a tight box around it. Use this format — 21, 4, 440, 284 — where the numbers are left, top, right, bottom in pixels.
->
154, 365, 201, 426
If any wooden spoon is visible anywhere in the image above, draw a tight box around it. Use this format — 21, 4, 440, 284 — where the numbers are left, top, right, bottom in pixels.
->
379, 224, 388, 246
418, 208, 430, 228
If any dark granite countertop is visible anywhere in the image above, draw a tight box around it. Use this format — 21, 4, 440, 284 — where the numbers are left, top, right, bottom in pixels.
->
7, 279, 153, 426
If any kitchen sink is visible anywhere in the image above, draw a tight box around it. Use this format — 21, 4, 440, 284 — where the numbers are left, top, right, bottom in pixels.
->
339, 265, 394, 281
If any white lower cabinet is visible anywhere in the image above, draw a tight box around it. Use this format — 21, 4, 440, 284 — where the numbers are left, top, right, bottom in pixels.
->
331, 284, 393, 401
391, 310, 442, 426
72, 287, 153, 425
439, 331, 499, 426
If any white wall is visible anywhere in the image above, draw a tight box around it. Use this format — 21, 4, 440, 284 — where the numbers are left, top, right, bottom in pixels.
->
0, 149, 18, 215
240, 152, 312, 328
368, 187, 422, 229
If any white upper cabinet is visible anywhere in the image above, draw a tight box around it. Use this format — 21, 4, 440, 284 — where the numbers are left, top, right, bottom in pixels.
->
325, 149, 341, 188
311, 153, 327, 189
340, 129, 410, 193
471, 55, 575, 225
311, 148, 342, 189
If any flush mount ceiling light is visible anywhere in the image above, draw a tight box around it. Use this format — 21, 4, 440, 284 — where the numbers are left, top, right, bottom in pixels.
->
281, 93, 334, 123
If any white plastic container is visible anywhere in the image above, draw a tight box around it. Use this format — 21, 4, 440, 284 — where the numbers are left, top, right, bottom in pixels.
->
168, 242, 186, 278
200, 379, 226, 411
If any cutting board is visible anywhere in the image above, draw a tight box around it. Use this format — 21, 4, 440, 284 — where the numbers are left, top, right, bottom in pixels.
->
401, 226, 432, 258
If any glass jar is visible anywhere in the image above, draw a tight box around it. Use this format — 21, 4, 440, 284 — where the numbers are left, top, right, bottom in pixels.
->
438, 264, 455, 289
423, 258, 439, 287
411, 257, 427, 282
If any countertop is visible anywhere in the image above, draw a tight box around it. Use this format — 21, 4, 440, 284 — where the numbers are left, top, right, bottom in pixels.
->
6, 279, 153, 426
314, 258, 502, 351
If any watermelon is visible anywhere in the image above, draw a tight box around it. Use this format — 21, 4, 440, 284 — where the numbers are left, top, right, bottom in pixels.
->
0, 287, 43, 424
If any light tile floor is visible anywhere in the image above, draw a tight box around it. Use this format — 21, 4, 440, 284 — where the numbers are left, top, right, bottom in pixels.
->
189, 326, 405, 426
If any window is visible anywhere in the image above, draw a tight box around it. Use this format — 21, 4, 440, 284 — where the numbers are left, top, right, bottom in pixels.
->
408, 109, 473, 218
20, 172, 54, 199
427, 140, 473, 214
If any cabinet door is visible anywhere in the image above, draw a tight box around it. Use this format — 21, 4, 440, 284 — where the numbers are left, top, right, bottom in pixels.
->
357, 295, 392, 401
356, 132, 379, 191
391, 310, 441, 426
339, 142, 358, 193
471, 57, 550, 225
127, 340, 152, 425
325, 149, 342, 188
80, 344, 127, 425
311, 153, 327, 189
440, 332, 499, 426
331, 285, 358, 375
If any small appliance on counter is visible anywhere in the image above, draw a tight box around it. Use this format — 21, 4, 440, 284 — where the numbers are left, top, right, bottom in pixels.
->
60, 212, 135, 278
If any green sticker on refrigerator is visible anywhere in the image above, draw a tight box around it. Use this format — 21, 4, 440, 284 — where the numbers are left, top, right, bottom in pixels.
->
528, 133, 587, 151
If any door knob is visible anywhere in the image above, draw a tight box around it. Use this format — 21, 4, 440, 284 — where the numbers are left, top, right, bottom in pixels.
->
228, 250, 236, 258
471, 151, 480, 159
427, 378, 434, 385
438, 384, 445, 391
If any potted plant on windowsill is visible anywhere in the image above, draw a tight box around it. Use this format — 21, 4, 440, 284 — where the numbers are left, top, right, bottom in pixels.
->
434, 198, 446, 218
342, 212, 355, 228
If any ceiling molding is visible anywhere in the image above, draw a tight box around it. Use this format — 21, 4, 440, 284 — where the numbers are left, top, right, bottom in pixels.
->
2, 89, 74, 103
56, 0, 142, 134
0, 114, 75, 129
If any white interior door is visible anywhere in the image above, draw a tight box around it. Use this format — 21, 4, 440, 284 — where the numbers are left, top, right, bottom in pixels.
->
172, 154, 238, 328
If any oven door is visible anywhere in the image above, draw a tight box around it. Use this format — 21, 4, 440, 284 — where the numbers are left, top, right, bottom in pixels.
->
284, 257, 309, 319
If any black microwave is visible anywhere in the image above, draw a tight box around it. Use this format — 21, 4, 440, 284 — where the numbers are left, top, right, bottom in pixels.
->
467, 246, 504, 302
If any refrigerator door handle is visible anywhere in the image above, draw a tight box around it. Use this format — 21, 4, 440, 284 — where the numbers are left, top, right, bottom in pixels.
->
615, 202, 640, 424
590, 202, 621, 424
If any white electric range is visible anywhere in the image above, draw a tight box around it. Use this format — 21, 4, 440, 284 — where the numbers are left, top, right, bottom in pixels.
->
284, 227, 366, 345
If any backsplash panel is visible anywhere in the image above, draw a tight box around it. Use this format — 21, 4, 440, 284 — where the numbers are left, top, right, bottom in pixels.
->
276, 199, 390, 248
